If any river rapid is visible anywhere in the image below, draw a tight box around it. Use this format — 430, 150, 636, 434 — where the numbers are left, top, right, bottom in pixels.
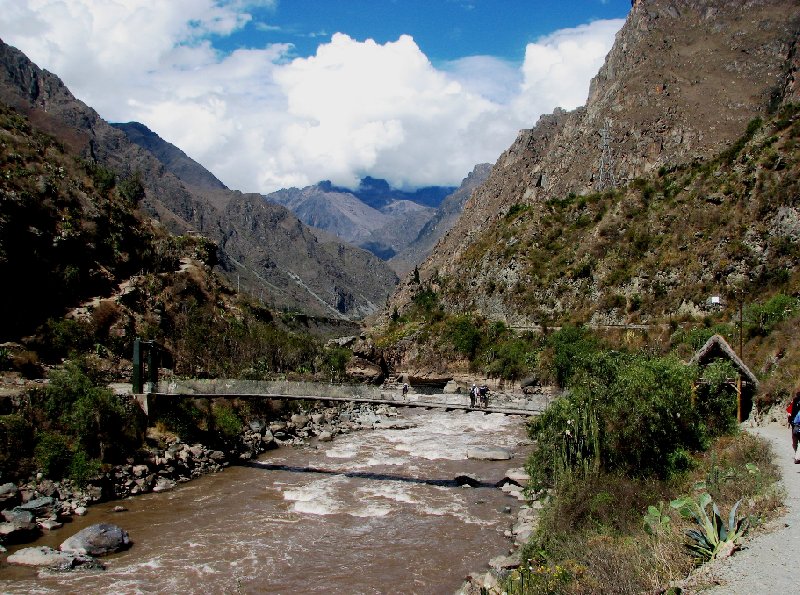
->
0, 408, 532, 594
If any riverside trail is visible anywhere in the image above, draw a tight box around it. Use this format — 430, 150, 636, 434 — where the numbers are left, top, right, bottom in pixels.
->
689, 421, 800, 593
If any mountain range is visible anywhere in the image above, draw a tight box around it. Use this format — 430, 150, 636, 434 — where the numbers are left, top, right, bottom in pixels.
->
0, 38, 398, 320
264, 168, 488, 274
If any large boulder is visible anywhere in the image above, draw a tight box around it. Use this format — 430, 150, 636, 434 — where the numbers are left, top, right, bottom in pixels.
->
60, 523, 131, 556
290, 413, 310, 428
0, 509, 39, 543
7, 546, 103, 571
16, 496, 58, 518
345, 357, 384, 383
0, 483, 19, 507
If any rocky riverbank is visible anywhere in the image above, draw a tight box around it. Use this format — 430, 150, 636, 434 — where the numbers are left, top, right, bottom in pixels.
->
457, 468, 542, 595
0, 400, 408, 558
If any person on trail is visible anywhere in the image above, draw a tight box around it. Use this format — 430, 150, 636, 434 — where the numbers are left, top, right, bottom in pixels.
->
479, 385, 489, 409
470, 384, 477, 408
402, 383, 408, 398
787, 387, 800, 460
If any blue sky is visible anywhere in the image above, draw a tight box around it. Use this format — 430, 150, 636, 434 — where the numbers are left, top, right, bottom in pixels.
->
0, 1, 630, 192
217, 0, 631, 63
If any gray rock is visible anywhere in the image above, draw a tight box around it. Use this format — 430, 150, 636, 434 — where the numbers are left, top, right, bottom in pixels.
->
0, 482, 19, 506
261, 429, 275, 444
60, 523, 131, 557
0, 519, 40, 543
39, 519, 63, 530
132, 465, 150, 477
311, 413, 325, 424
498, 467, 530, 487
466, 447, 513, 461
2, 509, 34, 524
377, 419, 416, 430
489, 550, 522, 570
16, 496, 57, 518
7, 546, 103, 571
317, 431, 333, 442
152, 478, 176, 493
290, 413, 310, 427
248, 419, 265, 433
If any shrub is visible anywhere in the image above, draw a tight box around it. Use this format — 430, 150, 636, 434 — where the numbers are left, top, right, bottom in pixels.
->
39, 317, 94, 360
34, 431, 72, 479
744, 293, 798, 337
68, 449, 103, 486
697, 360, 739, 437
487, 338, 536, 380
31, 361, 139, 466
0, 414, 33, 480
529, 351, 704, 487
212, 404, 242, 440
537, 325, 600, 387
443, 315, 482, 358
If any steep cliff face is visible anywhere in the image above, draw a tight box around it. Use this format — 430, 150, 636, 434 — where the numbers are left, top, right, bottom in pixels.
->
0, 39, 398, 319
390, 0, 800, 326
388, 163, 491, 276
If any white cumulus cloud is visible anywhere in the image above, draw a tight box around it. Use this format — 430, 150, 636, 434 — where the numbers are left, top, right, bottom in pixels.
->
0, 0, 624, 192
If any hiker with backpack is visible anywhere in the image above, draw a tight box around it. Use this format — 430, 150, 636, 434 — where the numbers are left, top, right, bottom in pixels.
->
787, 387, 800, 462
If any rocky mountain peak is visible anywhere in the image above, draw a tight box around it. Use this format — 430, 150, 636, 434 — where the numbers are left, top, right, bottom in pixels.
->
387, 0, 800, 325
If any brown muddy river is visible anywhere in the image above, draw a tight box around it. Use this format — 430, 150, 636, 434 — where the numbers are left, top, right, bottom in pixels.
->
0, 409, 531, 594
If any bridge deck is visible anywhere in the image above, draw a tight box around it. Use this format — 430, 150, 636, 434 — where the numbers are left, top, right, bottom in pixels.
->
144, 392, 539, 417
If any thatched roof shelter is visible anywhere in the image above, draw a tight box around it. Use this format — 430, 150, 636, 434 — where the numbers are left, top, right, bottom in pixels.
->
689, 334, 759, 388
689, 334, 759, 420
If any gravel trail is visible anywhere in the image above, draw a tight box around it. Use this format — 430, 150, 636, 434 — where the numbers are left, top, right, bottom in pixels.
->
695, 421, 800, 593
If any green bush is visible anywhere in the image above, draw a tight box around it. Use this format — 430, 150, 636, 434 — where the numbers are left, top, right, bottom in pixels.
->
321, 347, 352, 380
68, 449, 103, 486
697, 360, 739, 437
39, 317, 94, 360
744, 293, 798, 337
34, 431, 72, 479
212, 404, 242, 440
31, 361, 139, 466
539, 325, 600, 387
487, 338, 536, 380
528, 350, 704, 488
0, 414, 33, 479
444, 315, 482, 358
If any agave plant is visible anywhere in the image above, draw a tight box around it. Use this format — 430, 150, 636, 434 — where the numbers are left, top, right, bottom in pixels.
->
669, 493, 749, 564
643, 502, 671, 536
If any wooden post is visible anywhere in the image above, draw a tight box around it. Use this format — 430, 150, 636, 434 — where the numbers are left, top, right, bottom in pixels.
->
737, 376, 742, 422
132, 338, 142, 394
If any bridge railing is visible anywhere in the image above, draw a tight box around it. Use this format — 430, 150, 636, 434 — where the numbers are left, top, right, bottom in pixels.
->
155, 379, 387, 400
152, 378, 548, 413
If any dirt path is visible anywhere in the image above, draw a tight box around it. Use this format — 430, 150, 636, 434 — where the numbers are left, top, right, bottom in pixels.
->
694, 421, 800, 593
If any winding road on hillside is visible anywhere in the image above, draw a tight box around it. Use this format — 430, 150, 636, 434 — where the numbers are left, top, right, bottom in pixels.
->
693, 421, 800, 593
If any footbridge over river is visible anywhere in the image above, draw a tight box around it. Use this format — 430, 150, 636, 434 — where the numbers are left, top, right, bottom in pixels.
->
133, 379, 547, 418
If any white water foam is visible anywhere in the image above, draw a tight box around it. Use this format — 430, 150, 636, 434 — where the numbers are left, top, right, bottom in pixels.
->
282, 476, 346, 515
